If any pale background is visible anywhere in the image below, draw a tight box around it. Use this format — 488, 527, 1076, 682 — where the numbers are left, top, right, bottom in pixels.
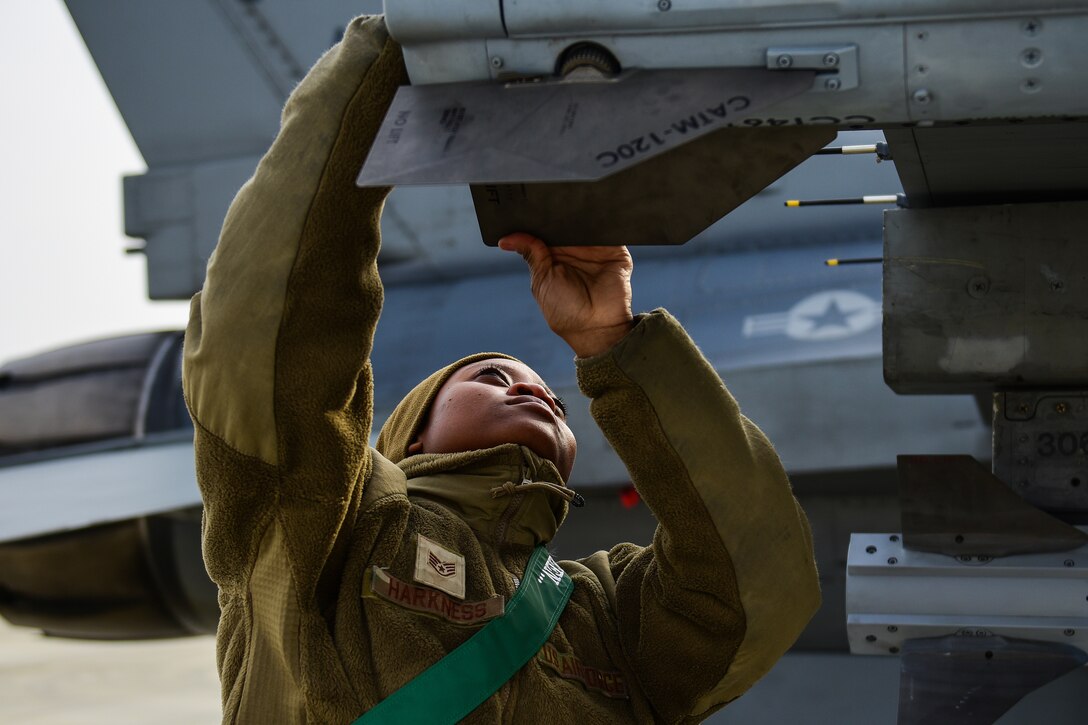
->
0, 0, 190, 366
0, 2, 219, 721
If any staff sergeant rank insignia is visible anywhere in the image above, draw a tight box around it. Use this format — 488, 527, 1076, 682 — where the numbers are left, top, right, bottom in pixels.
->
413, 534, 466, 599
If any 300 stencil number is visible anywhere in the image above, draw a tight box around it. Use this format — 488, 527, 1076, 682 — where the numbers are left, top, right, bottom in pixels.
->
1036, 432, 1088, 457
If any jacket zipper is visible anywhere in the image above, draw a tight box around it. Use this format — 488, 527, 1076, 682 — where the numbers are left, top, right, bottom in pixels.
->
493, 490, 525, 549
494, 456, 537, 549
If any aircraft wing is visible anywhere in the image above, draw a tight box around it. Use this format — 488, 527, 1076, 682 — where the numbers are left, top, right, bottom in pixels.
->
0, 437, 198, 544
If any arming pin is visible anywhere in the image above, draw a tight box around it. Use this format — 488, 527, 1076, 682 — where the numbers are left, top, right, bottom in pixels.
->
785, 194, 901, 207
814, 142, 892, 161
824, 257, 882, 267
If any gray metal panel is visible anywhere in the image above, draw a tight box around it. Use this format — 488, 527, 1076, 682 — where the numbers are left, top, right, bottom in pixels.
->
480, 26, 908, 123
848, 532, 1088, 653
904, 14, 1088, 123
500, 0, 1087, 36
385, 0, 502, 42
0, 441, 201, 544
398, 1, 1088, 125
884, 202, 1088, 393
384, 0, 1088, 42
994, 392, 1088, 513
124, 156, 262, 299
0, 333, 179, 452
63, 0, 376, 166
897, 636, 1087, 725
0, 333, 167, 379
885, 121, 1088, 207
0, 371, 145, 450
707, 651, 1088, 724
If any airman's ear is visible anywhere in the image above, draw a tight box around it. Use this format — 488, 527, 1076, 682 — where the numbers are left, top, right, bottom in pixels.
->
407, 439, 424, 455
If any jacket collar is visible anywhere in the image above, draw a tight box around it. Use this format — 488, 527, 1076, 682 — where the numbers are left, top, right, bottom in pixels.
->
399, 444, 569, 548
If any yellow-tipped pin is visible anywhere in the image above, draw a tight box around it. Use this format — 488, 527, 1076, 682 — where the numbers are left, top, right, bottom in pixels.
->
785, 195, 900, 207
824, 257, 883, 266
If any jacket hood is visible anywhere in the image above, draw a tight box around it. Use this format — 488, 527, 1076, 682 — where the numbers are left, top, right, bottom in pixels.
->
375, 351, 518, 463
398, 444, 572, 547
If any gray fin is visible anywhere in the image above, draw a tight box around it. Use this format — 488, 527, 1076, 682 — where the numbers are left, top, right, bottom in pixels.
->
898, 635, 1087, 725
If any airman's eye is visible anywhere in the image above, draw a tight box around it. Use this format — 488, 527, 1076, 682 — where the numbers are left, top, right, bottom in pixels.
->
475, 366, 509, 384
553, 396, 568, 416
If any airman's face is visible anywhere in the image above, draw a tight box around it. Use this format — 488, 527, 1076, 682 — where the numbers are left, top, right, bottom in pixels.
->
409, 358, 577, 480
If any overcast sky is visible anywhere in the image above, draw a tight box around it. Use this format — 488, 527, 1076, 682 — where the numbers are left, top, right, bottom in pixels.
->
0, 0, 191, 365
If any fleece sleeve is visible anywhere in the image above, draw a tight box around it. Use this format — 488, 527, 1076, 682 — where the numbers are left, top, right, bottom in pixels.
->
182, 17, 407, 595
576, 309, 820, 723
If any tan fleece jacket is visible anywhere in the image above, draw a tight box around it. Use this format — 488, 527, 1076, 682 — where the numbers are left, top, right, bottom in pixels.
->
183, 15, 820, 724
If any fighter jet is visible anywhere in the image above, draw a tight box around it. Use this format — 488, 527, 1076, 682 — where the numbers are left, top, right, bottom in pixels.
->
2, 1, 1088, 722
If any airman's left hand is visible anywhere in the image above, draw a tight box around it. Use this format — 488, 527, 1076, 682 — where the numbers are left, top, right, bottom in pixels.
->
499, 233, 634, 358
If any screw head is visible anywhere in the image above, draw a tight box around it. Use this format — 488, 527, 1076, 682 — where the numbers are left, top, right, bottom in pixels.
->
1021, 78, 1042, 94
866, 545, 877, 554
657, 0, 672, 10
776, 54, 793, 68
913, 88, 932, 104
490, 56, 504, 69
1017, 402, 1031, 414
823, 53, 839, 67
890, 646, 900, 654
890, 535, 900, 542
1021, 48, 1043, 68
1065, 559, 1076, 567
888, 625, 898, 633
1056, 402, 1069, 414
866, 634, 877, 642
1022, 18, 1042, 37
966, 276, 990, 298
887, 557, 898, 565
1064, 628, 1076, 636
824, 77, 842, 91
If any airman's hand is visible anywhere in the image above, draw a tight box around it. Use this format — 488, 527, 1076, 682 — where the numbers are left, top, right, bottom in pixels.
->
499, 233, 634, 358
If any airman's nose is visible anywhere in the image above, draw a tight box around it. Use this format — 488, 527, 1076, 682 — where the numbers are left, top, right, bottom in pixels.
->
510, 382, 557, 411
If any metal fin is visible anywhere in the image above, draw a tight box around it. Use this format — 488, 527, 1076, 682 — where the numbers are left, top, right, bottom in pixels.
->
357, 68, 816, 186
898, 635, 1088, 725
898, 455, 1088, 556
470, 125, 834, 246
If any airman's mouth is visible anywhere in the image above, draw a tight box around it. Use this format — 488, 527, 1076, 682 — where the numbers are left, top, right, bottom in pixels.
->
506, 395, 555, 415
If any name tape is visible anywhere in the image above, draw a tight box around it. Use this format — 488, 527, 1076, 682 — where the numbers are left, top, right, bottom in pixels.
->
365, 567, 504, 626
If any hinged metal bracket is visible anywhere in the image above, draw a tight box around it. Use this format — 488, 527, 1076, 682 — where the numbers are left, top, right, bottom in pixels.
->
766, 44, 859, 92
